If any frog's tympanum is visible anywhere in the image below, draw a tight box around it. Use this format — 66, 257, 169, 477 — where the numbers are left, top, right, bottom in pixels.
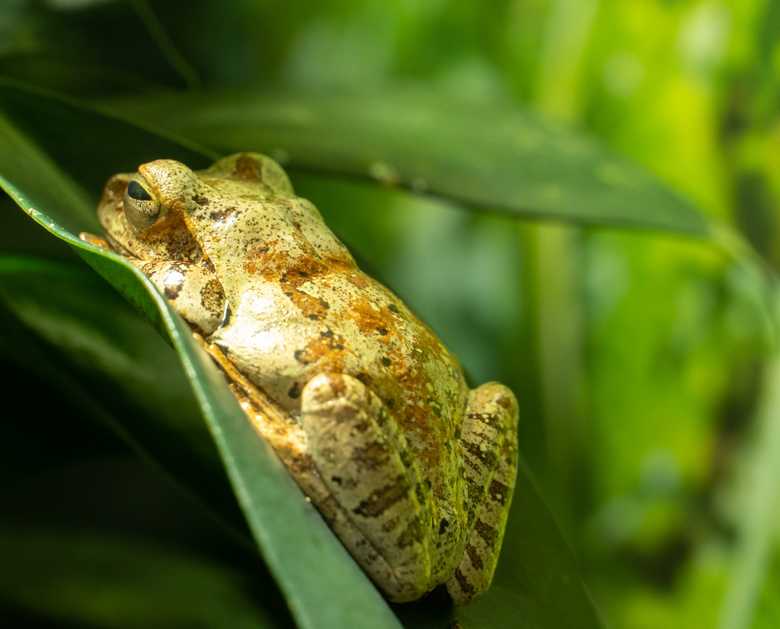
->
84, 153, 519, 604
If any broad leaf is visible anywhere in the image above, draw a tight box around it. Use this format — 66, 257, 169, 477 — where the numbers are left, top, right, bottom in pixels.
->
112, 88, 710, 236
0, 527, 280, 628
719, 298, 780, 629
0, 256, 240, 520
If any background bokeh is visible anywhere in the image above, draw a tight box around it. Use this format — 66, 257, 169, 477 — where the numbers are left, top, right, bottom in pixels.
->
2, 1, 780, 627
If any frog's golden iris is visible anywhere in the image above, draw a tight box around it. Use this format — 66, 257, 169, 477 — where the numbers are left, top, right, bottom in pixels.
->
82, 152, 519, 604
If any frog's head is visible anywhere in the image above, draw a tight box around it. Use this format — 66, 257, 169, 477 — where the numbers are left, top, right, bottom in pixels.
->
96, 158, 202, 263
98, 153, 295, 260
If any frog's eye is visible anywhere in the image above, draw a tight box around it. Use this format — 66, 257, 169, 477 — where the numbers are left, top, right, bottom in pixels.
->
127, 180, 152, 201
123, 178, 161, 231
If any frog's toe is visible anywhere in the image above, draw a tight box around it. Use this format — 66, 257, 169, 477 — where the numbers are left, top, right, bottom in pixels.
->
447, 382, 518, 605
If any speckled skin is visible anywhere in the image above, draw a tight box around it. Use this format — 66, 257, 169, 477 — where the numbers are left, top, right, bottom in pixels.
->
87, 153, 519, 604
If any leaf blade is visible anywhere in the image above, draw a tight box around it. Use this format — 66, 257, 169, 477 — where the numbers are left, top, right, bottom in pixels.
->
0, 526, 280, 628
111, 87, 711, 236
719, 317, 780, 629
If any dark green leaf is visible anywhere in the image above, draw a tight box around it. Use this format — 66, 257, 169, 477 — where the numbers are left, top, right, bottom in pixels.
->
0, 1, 192, 95
0, 527, 280, 629
719, 324, 780, 629
0, 256, 239, 519
112, 88, 711, 235
462, 459, 603, 628
129, 0, 201, 89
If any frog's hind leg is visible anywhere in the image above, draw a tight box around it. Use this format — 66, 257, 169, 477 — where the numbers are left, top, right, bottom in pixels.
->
301, 373, 435, 602
198, 339, 436, 600
446, 382, 518, 605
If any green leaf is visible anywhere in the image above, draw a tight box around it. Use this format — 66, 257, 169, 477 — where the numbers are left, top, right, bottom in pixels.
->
719, 299, 780, 629
0, 256, 240, 518
129, 0, 201, 89
111, 87, 710, 236
0, 81, 400, 629
0, 1, 194, 95
0, 527, 280, 628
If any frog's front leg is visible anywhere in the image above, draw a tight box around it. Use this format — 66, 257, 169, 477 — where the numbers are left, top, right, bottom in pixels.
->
446, 382, 518, 604
141, 260, 226, 335
301, 373, 435, 602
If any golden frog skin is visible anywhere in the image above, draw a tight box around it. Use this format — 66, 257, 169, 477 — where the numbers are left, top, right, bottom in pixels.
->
85, 152, 519, 604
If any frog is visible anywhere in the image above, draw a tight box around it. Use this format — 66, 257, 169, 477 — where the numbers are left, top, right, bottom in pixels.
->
82, 152, 519, 604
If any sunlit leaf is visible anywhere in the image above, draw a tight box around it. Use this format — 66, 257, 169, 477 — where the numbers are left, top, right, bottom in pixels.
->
719, 309, 780, 629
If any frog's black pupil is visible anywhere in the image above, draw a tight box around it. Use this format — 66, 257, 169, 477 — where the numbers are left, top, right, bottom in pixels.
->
127, 180, 152, 201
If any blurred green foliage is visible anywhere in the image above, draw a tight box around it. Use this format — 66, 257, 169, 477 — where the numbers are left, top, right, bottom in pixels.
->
1, 0, 780, 627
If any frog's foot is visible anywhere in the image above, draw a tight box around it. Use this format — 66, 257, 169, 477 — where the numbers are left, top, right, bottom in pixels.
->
446, 382, 518, 605
301, 373, 435, 602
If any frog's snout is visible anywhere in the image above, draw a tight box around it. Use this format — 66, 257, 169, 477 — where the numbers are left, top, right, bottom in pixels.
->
138, 159, 199, 209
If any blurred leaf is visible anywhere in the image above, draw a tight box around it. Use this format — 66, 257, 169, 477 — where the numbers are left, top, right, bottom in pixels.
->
0, 448, 293, 627
0, 0, 192, 95
719, 309, 780, 629
0, 527, 280, 629
0, 256, 237, 517
129, 0, 200, 89
0, 300, 127, 483
112, 87, 710, 235
0, 81, 399, 629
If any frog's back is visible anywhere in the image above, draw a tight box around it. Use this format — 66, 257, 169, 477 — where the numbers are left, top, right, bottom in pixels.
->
215, 263, 470, 470
194, 184, 470, 507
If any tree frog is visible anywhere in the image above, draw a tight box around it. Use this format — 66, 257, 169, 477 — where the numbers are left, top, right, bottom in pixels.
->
83, 153, 518, 604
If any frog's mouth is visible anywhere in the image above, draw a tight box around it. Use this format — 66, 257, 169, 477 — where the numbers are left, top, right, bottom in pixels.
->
103, 230, 138, 259
96, 175, 146, 260
97, 205, 148, 261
